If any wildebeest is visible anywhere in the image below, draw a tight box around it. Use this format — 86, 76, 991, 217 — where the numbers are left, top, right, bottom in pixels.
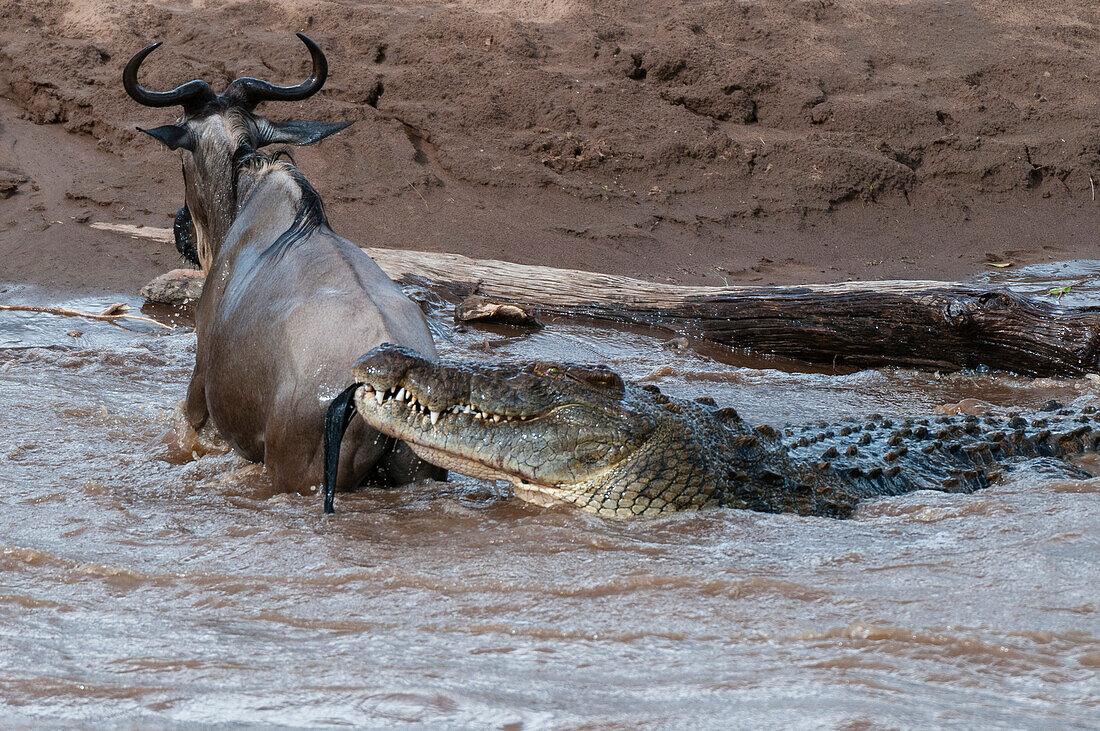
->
125, 34, 445, 506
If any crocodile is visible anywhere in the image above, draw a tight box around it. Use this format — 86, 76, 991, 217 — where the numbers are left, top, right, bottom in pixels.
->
322, 343, 1100, 517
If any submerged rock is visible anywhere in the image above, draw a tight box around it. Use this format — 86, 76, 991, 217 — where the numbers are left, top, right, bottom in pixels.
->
141, 268, 205, 305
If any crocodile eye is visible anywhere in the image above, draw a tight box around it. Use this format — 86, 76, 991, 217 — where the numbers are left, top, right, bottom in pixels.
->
532, 363, 624, 395
573, 440, 610, 465
568, 367, 624, 394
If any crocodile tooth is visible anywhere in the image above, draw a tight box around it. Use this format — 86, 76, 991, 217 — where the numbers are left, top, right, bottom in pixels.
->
430, 410, 440, 425
396, 387, 407, 401
375, 390, 385, 405
492, 414, 501, 423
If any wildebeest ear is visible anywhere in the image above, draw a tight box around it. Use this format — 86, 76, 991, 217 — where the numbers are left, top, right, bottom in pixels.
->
138, 124, 193, 151
259, 119, 354, 147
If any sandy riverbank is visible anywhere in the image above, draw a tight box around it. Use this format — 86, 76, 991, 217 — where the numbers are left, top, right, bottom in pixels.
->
1, 0, 1097, 295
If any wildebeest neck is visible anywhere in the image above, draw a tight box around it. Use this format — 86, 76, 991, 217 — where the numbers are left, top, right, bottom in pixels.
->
201, 158, 327, 284
179, 112, 328, 273
179, 112, 251, 271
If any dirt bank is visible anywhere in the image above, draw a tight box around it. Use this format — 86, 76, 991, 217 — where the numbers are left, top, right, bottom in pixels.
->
1, 0, 1097, 294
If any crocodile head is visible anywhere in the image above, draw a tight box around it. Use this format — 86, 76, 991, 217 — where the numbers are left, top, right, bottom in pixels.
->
350, 344, 719, 516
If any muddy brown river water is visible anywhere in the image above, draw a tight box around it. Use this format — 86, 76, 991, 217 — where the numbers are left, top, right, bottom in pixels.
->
1, 267, 1099, 727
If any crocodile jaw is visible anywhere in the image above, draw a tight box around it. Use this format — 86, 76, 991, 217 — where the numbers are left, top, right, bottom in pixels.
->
351, 384, 638, 503
346, 344, 717, 517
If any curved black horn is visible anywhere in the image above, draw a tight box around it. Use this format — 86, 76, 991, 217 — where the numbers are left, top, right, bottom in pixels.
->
123, 42, 215, 112
227, 33, 329, 108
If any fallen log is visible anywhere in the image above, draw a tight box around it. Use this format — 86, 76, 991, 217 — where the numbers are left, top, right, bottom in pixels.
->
368, 250, 1100, 377
98, 223, 1100, 376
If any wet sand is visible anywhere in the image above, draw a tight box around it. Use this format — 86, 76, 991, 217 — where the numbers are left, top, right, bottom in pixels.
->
1, 0, 1099, 290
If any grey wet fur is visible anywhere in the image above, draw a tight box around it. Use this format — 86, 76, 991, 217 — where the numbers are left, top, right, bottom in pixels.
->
126, 36, 444, 494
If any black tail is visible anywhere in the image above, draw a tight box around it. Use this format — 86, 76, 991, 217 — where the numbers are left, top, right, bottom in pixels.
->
322, 383, 361, 514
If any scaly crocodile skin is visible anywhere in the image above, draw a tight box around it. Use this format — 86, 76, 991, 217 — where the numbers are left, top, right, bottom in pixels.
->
331, 344, 1099, 518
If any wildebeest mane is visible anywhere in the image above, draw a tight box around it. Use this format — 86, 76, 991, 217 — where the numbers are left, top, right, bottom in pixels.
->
235, 148, 328, 263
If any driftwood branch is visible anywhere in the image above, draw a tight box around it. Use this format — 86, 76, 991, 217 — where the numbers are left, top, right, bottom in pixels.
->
0, 303, 174, 330
97, 223, 1100, 376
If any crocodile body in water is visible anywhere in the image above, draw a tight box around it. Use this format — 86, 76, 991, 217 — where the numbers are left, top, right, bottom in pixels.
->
323, 344, 1100, 517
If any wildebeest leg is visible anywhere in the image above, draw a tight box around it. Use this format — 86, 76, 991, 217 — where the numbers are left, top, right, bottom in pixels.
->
184, 364, 209, 431
383, 440, 448, 484
322, 383, 359, 514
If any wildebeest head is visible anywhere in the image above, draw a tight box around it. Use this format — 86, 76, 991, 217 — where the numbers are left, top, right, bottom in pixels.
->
124, 34, 352, 270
